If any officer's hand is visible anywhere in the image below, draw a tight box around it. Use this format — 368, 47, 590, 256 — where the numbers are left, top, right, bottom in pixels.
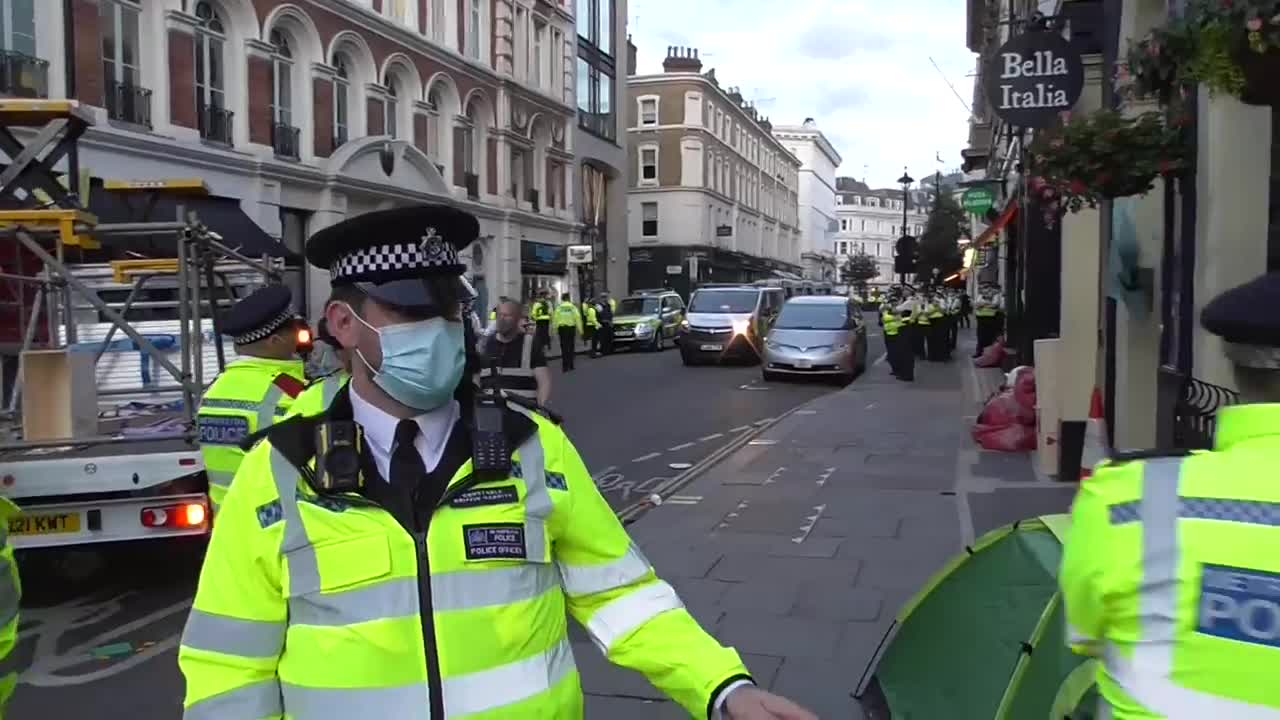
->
724, 685, 818, 720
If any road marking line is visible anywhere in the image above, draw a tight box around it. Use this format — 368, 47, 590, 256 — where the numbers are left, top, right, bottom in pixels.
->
668, 442, 695, 451
795, 409, 817, 415
666, 495, 702, 505
592, 465, 618, 479
753, 418, 772, 426
730, 425, 752, 433
698, 433, 723, 442
865, 402, 877, 410
873, 352, 888, 366
631, 452, 661, 463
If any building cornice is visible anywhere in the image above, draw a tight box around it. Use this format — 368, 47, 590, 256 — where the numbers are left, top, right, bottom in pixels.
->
770, 127, 843, 167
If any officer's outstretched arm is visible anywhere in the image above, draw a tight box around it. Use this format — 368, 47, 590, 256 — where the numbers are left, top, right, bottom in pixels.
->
1059, 463, 1118, 657
549, 430, 751, 720
178, 446, 287, 720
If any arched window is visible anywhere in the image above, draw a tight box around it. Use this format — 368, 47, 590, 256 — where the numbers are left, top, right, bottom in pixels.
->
425, 88, 441, 161
383, 72, 399, 138
194, 1, 229, 142
269, 30, 296, 156
332, 53, 351, 148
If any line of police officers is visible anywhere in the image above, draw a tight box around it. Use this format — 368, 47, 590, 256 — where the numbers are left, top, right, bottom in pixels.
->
876, 284, 973, 381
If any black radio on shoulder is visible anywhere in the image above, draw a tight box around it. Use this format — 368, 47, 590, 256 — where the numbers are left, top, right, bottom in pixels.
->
471, 364, 511, 477
314, 420, 363, 492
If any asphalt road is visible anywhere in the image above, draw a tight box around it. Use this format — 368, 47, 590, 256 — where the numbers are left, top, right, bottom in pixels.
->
7, 341, 855, 719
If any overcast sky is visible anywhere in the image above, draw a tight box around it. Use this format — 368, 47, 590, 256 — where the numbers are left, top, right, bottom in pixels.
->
626, 0, 977, 189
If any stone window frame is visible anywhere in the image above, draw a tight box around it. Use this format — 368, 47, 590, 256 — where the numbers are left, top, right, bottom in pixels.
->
636, 93, 658, 127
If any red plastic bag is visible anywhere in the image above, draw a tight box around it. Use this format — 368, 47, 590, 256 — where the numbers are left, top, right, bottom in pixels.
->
972, 422, 1037, 451
976, 391, 1023, 426
975, 339, 1006, 368
1009, 367, 1037, 421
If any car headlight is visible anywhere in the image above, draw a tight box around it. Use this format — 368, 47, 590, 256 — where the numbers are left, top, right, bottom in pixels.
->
635, 323, 655, 335
731, 319, 750, 335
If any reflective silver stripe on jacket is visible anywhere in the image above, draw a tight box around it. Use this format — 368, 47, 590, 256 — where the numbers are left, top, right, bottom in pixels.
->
321, 375, 343, 408
558, 544, 652, 596
258, 385, 285, 430
183, 678, 284, 720
1103, 458, 1280, 718
584, 580, 684, 652
182, 609, 286, 659
515, 432, 552, 563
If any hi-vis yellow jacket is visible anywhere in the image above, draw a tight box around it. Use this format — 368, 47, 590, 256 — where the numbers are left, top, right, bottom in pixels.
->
1060, 404, 1280, 719
196, 357, 306, 511
286, 372, 350, 418
0, 497, 20, 714
179, 388, 750, 719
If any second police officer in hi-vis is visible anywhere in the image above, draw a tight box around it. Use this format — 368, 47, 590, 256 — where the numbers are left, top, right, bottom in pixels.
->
178, 204, 817, 720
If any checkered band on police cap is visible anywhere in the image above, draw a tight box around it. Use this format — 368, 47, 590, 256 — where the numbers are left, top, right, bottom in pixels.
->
328, 227, 461, 282
233, 308, 295, 345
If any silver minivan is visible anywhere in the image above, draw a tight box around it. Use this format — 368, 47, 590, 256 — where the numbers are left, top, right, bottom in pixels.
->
762, 296, 867, 383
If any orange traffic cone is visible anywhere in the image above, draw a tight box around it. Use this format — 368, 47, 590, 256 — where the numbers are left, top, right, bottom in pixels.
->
1080, 389, 1110, 481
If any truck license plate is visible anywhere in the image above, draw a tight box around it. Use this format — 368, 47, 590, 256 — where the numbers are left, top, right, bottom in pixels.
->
10, 512, 81, 536
700, 344, 723, 351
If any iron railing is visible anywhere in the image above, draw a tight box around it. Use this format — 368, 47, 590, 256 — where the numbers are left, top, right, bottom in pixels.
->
106, 81, 152, 127
198, 103, 234, 145
272, 122, 300, 159
1171, 373, 1239, 450
0, 50, 47, 98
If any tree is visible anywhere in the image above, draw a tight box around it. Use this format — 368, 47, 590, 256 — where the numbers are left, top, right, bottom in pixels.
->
841, 250, 880, 296
914, 192, 969, 285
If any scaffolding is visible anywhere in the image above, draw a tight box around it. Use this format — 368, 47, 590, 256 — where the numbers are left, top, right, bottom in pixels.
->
0, 99, 284, 455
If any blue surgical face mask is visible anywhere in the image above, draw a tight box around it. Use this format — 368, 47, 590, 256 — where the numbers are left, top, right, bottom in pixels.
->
348, 307, 466, 411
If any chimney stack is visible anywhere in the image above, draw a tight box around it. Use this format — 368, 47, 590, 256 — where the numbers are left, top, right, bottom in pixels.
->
662, 46, 703, 73
627, 35, 637, 75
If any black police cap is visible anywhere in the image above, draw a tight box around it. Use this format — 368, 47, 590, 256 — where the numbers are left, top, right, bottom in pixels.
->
1201, 272, 1280, 349
306, 204, 479, 311
221, 285, 294, 345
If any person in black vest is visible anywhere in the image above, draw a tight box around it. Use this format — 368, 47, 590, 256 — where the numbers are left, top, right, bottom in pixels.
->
595, 292, 614, 356
479, 299, 550, 405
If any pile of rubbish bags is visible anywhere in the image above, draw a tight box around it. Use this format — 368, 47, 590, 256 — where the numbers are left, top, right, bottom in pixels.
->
974, 338, 1006, 368
973, 366, 1038, 452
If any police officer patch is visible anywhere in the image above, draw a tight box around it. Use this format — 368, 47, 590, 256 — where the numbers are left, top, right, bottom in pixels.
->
198, 416, 251, 445
462, 524, 526, 560
1197, 563, 1280, 648
449, 485, 519, 509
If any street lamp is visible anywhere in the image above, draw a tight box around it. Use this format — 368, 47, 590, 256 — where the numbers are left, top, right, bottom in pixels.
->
896, 167, 914, 285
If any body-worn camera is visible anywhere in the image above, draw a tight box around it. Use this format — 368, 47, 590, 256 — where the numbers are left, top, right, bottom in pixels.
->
314, 420, 362, 492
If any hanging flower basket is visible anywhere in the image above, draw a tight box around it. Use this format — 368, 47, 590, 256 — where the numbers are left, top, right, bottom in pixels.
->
1028, 110, 1187, 224
1120, 0, 1280, 107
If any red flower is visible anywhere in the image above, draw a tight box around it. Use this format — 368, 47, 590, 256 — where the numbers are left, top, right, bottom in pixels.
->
1159, 160, 1175, 175
1069, 180, 1088, 194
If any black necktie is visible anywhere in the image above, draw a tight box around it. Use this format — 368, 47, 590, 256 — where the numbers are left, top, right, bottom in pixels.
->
390, 419, 425, 496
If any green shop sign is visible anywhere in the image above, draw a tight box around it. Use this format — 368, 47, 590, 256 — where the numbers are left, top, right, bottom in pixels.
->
962, 188, 994, 215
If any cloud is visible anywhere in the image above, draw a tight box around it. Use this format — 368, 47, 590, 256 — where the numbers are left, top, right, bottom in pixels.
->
627, 0, 977, 188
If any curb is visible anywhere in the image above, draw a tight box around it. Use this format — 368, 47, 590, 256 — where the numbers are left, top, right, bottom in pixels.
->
615, 384, 850, 526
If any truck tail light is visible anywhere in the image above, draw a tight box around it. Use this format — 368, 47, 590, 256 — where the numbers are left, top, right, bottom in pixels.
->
141, 502, 208, 529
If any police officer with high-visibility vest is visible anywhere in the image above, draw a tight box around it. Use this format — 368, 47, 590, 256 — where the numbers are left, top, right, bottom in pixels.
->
196, 285, 308, 512
286, 317, 351, 418
582, 298, 599, 356
554, 292, 583, 373
530, 290, 552, 352
973, 283, 1002, 357
0, 496, 21, 714
178, 204, 816, 720
1060, 271, 1280, 719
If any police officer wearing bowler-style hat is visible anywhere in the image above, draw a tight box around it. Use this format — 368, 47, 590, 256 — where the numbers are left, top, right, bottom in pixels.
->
1060, 272, 1280, 719
196, 284, 308, 512
179, 204, 817, 720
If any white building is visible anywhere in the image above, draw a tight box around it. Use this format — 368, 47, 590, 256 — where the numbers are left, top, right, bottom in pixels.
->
833, 177, 931, 286
772, 119, 842, 282
20, 0, 583, 319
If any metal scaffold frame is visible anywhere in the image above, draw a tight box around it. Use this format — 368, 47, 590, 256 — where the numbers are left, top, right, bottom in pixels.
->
0, 99, 285, 454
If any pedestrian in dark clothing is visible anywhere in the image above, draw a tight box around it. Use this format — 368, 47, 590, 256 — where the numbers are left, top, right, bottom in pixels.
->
959, 293, 972, 329
595, 294, 614, 356
553, 293, 582, 372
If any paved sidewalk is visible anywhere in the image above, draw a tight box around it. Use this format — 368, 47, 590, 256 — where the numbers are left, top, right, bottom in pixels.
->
577, 329, 1078, 718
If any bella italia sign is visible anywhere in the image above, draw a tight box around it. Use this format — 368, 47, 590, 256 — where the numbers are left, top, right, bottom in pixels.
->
983, 30, 1084, 129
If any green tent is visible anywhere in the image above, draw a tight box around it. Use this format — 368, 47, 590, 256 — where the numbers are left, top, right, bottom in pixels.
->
855, 515, 1100, 719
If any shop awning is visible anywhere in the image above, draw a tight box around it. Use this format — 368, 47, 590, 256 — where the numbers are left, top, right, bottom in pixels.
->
974, 201, 1019, 248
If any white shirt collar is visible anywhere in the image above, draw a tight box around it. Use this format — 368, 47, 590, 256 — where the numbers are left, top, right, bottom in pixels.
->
349, 384, 460, 478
